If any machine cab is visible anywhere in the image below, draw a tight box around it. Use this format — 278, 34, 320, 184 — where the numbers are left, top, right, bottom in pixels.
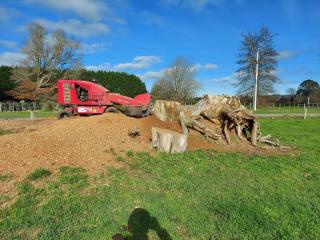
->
57, 80, 112, 106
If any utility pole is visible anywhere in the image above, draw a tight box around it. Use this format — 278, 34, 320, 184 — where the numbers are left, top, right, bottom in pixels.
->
253, 50, 259, 111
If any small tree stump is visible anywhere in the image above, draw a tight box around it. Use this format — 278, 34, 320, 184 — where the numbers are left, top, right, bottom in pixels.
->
153, 100, 181, 122
151, 127, 187, 153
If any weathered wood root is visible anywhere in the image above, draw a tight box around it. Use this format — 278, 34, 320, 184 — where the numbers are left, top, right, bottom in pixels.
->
179, 112, 221, 140
251, 121, 258, 146
257, 134, 280, 147
222, 120, 230, 144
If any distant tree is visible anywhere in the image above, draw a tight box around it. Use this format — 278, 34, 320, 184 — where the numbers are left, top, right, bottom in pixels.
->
0, 65, 15, 100
9, 23, 81, 101
80, 71, 147, 98
286, 88, 296, 96
151, 57, 200, 102
236, 27, 278, 110
297, 79, 319, 104
151, 78, 174, 100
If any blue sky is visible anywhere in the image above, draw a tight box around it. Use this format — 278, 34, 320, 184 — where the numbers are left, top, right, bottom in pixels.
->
0, 0, 319, 96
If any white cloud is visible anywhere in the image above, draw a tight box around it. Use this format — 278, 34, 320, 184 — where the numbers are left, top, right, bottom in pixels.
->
277, 50, 298, 60
34, 18, 110, 37
23, 0, 116, 22
138, 69, 167, 81
86, 63, 113, 71
190, 63, 218, 72
81, 42, 111, 54
116, 56, 162, 70
0, 40, 18, 50
86, 56, 161, 71
0, 52, 25, 66
208, 72, 240, 84
138, 62, 218, 81
235, 0, 245, 4
282, 0, 300, 20
140, 11, 167, 26
0, 7, 10, 22
161, 0, 225, 11
0, 6, 21, 23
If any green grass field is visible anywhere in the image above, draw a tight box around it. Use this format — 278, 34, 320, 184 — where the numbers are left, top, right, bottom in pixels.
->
0, 111, 57, 119
0, 119, 319, 239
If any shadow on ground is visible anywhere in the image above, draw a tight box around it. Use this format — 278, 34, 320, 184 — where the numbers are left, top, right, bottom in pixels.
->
112, 208, 172, 240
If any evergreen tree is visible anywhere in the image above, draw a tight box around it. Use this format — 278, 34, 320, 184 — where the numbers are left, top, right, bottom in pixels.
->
0, 65, 15, 100
80, 70, 147, 98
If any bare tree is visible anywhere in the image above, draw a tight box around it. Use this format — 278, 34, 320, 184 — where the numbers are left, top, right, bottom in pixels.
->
286, 88, 296, 96
151, 57, 200, 103
9, 22, 81, 100
235, 27, 278, 110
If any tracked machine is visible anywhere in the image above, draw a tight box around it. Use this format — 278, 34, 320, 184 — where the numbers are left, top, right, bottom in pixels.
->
57, 80, 152, 119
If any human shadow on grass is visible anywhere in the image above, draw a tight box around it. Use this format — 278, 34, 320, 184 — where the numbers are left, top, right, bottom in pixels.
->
112, 208, 172, 240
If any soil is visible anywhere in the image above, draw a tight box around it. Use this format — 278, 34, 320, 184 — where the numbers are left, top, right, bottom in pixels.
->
0, 113, 292, 196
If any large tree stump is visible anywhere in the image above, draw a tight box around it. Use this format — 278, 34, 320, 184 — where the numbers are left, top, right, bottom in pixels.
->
191, 95, 257, 145
151, 127, 187, 153
153, 100, 181, 122
152, 96, 281, 148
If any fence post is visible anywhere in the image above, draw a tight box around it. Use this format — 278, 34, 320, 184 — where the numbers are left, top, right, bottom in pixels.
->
30, 111, 34, 120
33, 102, 36, 111
0, 102, 2, 112
21, 101, 25, 111
304, 107, 307, 120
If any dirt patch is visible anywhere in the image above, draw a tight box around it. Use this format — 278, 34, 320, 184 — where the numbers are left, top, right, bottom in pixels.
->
0, 113, 291, 195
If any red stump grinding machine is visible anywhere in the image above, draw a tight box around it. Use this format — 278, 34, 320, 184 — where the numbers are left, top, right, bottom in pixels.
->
57, 79, 152, 119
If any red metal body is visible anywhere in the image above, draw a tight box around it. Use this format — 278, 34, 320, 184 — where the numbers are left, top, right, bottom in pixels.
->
57, 79, 151, 117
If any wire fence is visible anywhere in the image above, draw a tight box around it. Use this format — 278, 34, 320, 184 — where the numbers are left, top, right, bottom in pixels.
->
244, 103, 320, 112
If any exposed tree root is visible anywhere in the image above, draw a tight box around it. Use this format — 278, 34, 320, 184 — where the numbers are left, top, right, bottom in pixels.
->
257, 134, 280, 147
179, 112, 221, 140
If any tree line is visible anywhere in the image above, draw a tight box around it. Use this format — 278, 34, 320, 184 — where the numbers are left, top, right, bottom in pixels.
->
240, 79, 320, 107
0, 66, 147, 101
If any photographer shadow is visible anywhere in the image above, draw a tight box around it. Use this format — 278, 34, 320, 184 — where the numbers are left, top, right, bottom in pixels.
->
112, 208, 172, 240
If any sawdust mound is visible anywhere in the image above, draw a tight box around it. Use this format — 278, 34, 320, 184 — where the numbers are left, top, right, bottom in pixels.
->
0, 113, 279, 183
0, 114, 182, 181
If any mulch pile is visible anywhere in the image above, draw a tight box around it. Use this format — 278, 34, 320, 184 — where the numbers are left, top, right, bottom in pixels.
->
0, 113, 286, 192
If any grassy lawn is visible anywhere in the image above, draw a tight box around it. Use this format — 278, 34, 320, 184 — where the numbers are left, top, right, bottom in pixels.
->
0, 111, 57, 118
0, 119, 319, 239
